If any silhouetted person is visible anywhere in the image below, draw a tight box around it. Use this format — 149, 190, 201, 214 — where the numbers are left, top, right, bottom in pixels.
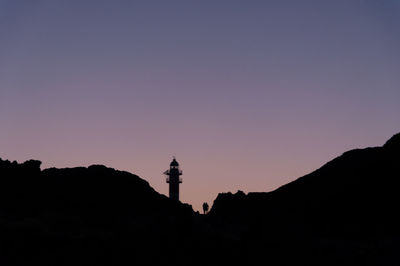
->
202, 202, 209, 214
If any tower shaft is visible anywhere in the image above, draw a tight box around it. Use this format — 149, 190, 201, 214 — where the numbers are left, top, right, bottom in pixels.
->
168, 176, 180, 201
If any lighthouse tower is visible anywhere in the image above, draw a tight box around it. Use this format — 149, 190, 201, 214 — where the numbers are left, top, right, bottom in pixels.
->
163, 157, 182, 201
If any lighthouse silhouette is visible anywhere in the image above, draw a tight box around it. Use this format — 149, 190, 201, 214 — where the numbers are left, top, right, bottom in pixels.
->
163, 157, 182, 201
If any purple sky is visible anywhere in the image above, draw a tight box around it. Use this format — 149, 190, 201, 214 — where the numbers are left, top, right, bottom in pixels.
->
1, 0, 399, 211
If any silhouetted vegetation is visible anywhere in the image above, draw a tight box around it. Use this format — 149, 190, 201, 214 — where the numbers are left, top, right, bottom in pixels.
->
1, 133, 400, 265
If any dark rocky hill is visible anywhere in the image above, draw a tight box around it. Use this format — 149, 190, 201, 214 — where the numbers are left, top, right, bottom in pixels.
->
0, 160, 197, 265
209, 133, 400, 265
1, 133, 399, 265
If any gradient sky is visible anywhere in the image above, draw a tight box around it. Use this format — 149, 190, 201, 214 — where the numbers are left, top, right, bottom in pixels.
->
1, 0, 399, 211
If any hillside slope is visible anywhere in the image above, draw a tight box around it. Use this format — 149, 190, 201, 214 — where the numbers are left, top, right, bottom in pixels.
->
209, 133, 400, 265
0, 160, 196, 265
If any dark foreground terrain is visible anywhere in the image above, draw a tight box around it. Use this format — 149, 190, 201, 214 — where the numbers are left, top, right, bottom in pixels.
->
1, 133, 400, 266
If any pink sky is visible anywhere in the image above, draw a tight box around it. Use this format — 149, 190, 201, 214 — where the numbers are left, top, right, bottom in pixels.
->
1, 1, 399, 211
